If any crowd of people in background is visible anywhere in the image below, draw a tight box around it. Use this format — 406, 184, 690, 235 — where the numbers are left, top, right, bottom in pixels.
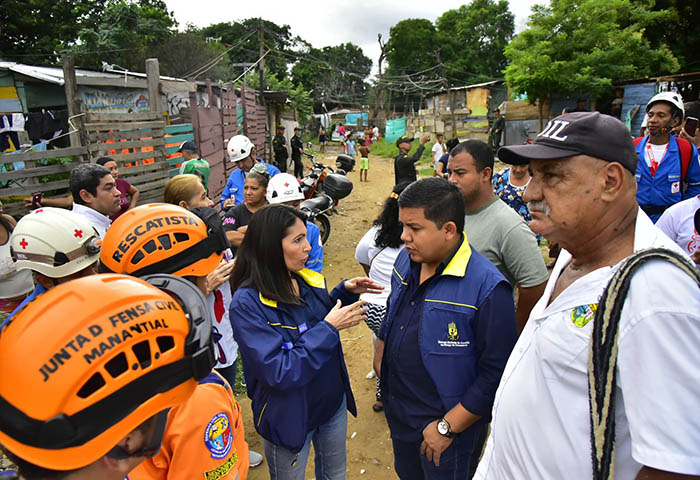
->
0, 91, 699, 480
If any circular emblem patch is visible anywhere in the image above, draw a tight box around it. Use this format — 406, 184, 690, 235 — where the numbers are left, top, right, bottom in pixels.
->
204, 412, 233, 459
570, 303, 598, 328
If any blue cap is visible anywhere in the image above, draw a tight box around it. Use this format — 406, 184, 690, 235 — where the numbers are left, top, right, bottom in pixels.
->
178, 141, 197, 152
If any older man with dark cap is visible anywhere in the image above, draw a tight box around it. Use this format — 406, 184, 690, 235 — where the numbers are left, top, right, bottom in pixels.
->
474, 112, 700, 479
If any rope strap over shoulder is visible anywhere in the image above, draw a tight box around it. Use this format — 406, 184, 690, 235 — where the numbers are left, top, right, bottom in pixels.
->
588, 248, 700, 480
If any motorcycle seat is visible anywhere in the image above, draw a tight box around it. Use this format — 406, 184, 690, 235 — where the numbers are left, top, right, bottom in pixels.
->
301, 195, 333, 212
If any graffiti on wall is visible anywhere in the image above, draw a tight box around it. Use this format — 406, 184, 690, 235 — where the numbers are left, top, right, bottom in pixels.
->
79, 87, 150, 113
79, 87, 218, 116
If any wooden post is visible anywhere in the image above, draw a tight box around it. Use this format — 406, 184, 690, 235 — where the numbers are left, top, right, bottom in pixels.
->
258, 20, 265, 105
189, 89, 200, 152
62, 55, 87, 159
146, 58, 163, 117
450, 89, 457, 139
206, 79, 214, 108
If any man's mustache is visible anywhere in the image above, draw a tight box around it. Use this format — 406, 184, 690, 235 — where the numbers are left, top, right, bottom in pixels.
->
528, 200, 551, 216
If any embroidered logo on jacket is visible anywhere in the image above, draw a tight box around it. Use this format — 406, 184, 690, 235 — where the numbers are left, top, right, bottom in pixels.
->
570, 304, 598, 328
447, 322, 459, 341
204, 412, 233, 459
438, 322, 470, 348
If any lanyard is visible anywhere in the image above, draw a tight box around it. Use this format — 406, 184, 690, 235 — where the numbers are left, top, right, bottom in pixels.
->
646, 143, 668, 177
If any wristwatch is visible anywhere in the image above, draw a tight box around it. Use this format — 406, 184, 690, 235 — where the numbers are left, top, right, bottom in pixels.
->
437, 418, 456, 438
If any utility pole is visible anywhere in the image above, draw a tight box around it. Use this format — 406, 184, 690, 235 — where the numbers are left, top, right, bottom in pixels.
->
258, 19, 265, 105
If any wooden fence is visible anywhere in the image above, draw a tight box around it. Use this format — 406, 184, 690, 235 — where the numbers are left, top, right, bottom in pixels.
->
0, 146, 87, 217
84, 111, 169, 205
163, 123, 195, 176
1, 58, 276, 218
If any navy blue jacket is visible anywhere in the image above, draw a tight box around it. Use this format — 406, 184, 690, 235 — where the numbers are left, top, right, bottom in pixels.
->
230, 269, 357, 452
379, 236, 517, 421
635, 135, 700, 222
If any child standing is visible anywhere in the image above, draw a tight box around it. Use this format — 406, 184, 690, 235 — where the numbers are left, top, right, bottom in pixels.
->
344, 135, 356, 157
358, 138, 370, 182
319, 126, 327, 153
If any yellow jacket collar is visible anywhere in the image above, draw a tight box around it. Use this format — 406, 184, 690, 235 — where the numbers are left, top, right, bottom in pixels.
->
258, 268, 327, 308
441, 234, 471, 278
259, 292, 277, 308
294, 268, 326, 289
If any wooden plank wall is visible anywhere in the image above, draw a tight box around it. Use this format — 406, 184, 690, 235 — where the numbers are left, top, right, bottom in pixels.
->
194, 106, 226, 200
84, 111, 169, 205
217, 83, 243, 200
241, 86, 267, 161
0, 146, 88, 217
164, 123, 195, 177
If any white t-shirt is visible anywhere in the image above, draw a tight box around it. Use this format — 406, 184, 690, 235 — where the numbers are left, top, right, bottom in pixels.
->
643, 142, 668, 168
475, 210, 700, 479
656, 195, 700, 257
432, 142, 444, 166
354, 225, 403, 306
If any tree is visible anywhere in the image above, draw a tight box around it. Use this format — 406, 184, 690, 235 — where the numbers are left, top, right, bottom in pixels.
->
291, 42, 372, 110
151, 32, 235, 81
384, 19, 444, 113
200, 19, 305, 82
639, 0, 700, 72
385, 19, 440, 77
504, 0, 679, 128
70, 0, 176, 71
242, 68, 314, 124
0, 0, 107, 63
437, 0, 514, 83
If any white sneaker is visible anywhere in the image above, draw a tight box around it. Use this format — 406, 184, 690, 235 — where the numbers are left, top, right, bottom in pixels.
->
249, 450, 263, 468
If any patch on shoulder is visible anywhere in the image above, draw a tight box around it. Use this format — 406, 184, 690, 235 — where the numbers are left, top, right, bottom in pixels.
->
204, 412, 233, 459
570, 303, 597, 328
204, 452, 239, 480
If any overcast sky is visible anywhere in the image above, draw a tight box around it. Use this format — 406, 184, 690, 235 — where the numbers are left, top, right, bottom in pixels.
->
165, 0, 542, 77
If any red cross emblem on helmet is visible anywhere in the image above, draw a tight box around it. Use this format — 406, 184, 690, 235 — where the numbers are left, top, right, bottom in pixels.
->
74, 229, 83, 238
19, 238, 28, 249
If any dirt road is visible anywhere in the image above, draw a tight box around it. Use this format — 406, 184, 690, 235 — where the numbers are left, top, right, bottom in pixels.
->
242, 152, 400, 479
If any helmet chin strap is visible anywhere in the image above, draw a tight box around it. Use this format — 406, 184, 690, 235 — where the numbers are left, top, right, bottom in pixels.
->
649, 116, 676, 140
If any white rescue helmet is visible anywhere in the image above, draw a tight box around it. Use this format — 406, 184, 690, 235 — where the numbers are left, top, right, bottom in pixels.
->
266, 173, 304, 204
227, 135, 254, 163
11, 207, 101, 278
646, 91, 685, 119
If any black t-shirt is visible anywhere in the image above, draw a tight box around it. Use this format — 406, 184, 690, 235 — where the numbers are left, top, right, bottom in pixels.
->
222, 203, 254, 256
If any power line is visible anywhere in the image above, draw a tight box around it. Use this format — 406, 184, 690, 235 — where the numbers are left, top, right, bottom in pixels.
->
183, 29, 256, 79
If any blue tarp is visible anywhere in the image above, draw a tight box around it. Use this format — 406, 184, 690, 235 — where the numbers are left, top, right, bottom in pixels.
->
385, 117, 406, 143
345, 112, 368, 126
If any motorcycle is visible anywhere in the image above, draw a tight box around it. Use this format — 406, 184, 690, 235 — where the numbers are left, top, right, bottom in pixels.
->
299, 154, 353, 244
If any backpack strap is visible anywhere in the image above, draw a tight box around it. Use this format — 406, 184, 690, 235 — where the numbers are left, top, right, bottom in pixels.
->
676, 136, 692, 187
588, 248, 700, 480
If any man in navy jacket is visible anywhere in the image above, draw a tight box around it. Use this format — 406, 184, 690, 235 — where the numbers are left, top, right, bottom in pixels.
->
374, 178, 517, 479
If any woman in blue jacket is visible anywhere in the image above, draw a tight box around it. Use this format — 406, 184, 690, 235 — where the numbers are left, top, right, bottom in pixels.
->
230, 204, 381, 480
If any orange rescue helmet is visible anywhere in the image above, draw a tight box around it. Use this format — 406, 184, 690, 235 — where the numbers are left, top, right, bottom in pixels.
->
0, 273, 215, 470
98, 203, 227, 277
